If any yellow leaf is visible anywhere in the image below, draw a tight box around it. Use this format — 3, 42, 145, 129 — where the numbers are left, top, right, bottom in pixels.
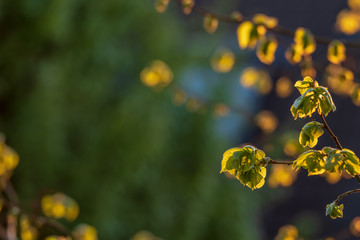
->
256, 36, 278, 65
294, 27, 316, 55
210, 47, 235, 73
285, 43, 303, 64
237, 21, 258, 49
252, 14, 278, 28
140, 60, 173, 88
328, 40, 346, 64
203, 14, 219, 34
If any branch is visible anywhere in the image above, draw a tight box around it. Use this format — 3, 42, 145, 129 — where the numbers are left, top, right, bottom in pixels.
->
268, 159, 294, 165
171, 0, 360, 48
334, 188, 360, 205
320, 114, 343, 150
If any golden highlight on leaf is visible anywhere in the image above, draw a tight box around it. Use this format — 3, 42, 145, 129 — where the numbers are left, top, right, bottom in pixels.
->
140, 60, 173, 88
326, 202, 344, 219
203, 14, 219, 34
210, 47, 235, 73
256, 36, 278, 65
255, 110, 278, 134
328, 40, 346, 64
299, 121, 324, 148
220, 145, 267, 190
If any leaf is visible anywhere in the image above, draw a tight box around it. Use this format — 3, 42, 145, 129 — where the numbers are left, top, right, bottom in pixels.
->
299, 121, 324, 148
325, 151, 343, 173
328, 40, 346, 64
341, 149, 360, 175
294, 76, 318, 95
220, 147, 242, 174
294, 27, 316, 55
293, 150, 325, 175
252, 14, 278, 28
154, 0, 170, 13
256, 36, 278, 65
291, 84, 336, 119
324, 148, 360, 176
326, 202, 344, 219
285, 43, 303, 64
237, 21, 259, 49
237, 166, 267, 190
203, 14, 219, 34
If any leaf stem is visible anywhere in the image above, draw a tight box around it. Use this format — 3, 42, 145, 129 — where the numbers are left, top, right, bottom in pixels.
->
170, 0, 360, 48
320, 114, 343, 150
334, 189, 360, 205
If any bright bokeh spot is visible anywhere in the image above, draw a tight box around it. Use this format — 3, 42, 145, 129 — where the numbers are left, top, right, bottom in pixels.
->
240, 67, 272, 94
45, 236, 71, 240
20, 216, 38, 240
283, 140, 300, 158
131, 230, 162, 240
268, 165, 297, 188
231, 11, 243, 22
326, 64, 354, 95
203, 14, 219, 34
351, 83, 360, 106
350, 217, 360, 237
213, 103, 230, 117
294, 27, 316, 55
252, 14, 278, 28
73, 224, 98, 240
154, 0, 169, 13
275, 225, 299, 240
327, 40, 346, 64
41, 192, 79, 221
255, 110, 278, 134
182, 0, 194, 15
276, 77, 293, 98
300, 56, 317, 79
140, 60, 173, 88
256, 36, 278, 65
336, 10, 360, 35
349, 0, 360, 11
210, 47, 235, 73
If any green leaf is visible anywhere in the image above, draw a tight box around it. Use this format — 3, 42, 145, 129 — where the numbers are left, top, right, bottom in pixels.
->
294, 76, 318, 95
341, 149, 360, 176
316, 86, 336, 116
291, 86, 336, 119
293, 150, 325, 175
237, 166, 266, 190
299, 121, 324, 148
326, 202, 344, 219
220, 147, 242, 174
325, 151, 343, 173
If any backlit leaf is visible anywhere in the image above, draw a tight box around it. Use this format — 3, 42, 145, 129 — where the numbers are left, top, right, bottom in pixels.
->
285, 43, 303, 64
210, 47, 235, 73
256, 36, 278, 65
294, 76, 318, 95
326, 202, 344, 219
328, 40, 346, 64
252, 14, 278, 28
237, 21, 261, 49
293, 150, 326, 175
203, 14, 219, 34
294, 27, 316, 55
237, 165, 266, 190
299, 121, 324, 148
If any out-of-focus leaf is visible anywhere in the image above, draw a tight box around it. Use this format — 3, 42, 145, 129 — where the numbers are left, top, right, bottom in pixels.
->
328, 40, 346, 64
256, 36, 277, 65
203, 14, 219, 34
294, 27, 316, 55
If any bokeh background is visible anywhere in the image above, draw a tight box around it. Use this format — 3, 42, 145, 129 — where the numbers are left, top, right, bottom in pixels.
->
2, 0, 360, 239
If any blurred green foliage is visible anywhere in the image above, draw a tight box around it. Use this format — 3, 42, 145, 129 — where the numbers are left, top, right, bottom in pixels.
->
0, 0, 263, 239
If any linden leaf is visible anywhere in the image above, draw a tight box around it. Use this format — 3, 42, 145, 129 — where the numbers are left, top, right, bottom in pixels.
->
285, 43, 303, 64
237, 166, 266, 190
293, 150, 325, 175
294, 27, 316, 55
203, 14, 219, 34
294, 76, 318, 95
328, 40, 346, 64
299, 121, 324, 148
237, 21, 259, 49
220, 147, 242, 174
325, 151, 343, 173
316, 87, 336, 116
256, 36, 278, 65
252, 14, 278, 28
326, 202, 344, 219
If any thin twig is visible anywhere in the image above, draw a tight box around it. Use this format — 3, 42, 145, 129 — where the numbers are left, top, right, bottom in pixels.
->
334, 188, 360, 204
320, 114, 343, 150
171, 0, 360, 48
268, 159, 294, 165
